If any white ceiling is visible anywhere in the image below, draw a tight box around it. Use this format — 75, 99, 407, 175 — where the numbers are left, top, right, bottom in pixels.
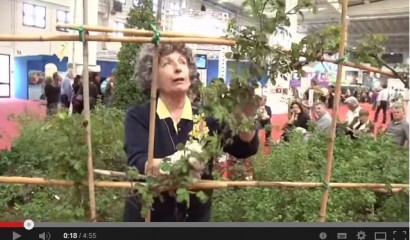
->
209, 0, 409, 53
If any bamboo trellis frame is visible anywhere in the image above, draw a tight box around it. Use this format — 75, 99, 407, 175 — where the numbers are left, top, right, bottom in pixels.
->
0, 176, 407, 192
0, 34, 400, 77
144, 0, 163, 223
81, 0, 97, 221
319, 0, 349, 222
0, 0, 408, 223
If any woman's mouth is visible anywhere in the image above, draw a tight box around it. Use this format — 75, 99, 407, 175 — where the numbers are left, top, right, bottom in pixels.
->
173, 78, 185, 83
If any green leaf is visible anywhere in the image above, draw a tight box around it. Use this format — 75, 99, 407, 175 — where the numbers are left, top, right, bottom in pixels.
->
195, 191, 209, 203
176, 188, 190, 207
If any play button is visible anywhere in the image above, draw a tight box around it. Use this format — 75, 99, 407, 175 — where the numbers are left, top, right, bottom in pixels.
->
12, 232, 21, 240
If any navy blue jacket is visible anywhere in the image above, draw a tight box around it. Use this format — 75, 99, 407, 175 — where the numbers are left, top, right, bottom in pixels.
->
123, 99, 259, 221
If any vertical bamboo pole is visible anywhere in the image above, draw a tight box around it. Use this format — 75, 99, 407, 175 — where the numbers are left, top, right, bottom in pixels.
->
82, 0, 97, 221
319, 0, 349, 222
145, 0, 163, 223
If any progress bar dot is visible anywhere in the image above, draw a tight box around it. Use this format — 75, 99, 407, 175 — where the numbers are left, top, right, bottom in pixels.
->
24, 219, 34, 230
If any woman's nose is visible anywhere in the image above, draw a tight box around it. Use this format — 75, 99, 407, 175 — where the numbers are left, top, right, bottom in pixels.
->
174, 63, 182, 73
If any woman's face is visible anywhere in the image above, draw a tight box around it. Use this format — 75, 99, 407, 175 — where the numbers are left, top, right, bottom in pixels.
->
291, 104, 301, 114
158, 51, 191, 95
259, 97, 266, 106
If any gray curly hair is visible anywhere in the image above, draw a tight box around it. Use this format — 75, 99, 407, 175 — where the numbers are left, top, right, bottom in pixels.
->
134, 43, 199, 93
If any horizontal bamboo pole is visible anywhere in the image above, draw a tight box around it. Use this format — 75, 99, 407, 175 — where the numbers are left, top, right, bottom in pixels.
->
94, 169, 128, 178
0, 34, 401, 79
0, 34, 236, 46
56, 24, 233, 40
0, 176, 407, 192
91, 171, 408, 194
0, 34, 402, 80
321, 56, 396, 79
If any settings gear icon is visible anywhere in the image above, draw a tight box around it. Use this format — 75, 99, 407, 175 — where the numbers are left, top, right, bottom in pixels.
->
356, 231, 366, 240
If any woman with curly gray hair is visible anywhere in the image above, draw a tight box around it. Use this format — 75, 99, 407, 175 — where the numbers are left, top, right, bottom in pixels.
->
123, 43, 259, 222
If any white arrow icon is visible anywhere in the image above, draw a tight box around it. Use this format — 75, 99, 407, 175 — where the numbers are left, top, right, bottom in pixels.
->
12, 231, 21, 240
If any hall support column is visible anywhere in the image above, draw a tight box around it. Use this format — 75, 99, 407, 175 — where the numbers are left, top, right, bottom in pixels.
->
68, 0, 100, 74
286, 0, 298, 45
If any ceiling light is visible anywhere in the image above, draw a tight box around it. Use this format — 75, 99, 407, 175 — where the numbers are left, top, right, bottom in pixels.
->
300, 7, 326, 12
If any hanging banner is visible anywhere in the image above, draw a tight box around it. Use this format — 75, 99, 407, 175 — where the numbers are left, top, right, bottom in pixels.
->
290, 72, 301, 87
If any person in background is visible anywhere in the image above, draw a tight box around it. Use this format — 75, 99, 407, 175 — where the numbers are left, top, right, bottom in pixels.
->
72, 75, 82, 96
343, 96, 361, 126
123, 43, 259, 222
60, 70, 74, 108
72, 75, 83, 114
374, 83, 389, 124
75, 75, 99, 111
370, 89, 379, 110
314, 102, 332, 133
101, 68, 117, 106
346, 109, 374, 139
302, 80, 324, 120
327, 85, 335, 110
384, 103, 408, 147
281, 101, 311, 141
90, 72, 102, 100
44, 76, 60, 116
256, 95, 272, 145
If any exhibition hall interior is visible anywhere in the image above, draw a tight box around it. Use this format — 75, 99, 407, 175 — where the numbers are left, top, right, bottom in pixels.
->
0, 0, 409, 226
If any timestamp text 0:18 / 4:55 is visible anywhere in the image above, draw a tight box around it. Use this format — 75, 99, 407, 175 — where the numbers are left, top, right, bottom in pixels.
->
63, 232, 97, 239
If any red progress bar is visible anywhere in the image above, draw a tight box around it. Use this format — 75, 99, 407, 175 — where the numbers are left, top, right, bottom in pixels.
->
0, 222, 24, 228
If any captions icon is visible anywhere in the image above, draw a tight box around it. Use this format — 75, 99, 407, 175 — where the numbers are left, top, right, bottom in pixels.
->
337, 233, 347, 239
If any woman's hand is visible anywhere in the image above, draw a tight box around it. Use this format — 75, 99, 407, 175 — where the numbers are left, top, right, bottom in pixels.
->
262, 112, 270, 120
287, 114, 295, 125
155, 149, 205, 179
144, 158, 164, 176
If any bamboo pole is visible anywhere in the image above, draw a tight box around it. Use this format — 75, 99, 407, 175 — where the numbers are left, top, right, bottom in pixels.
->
93, 169, 148, 179
0, 34, 236, 46
0, 176, 407, 191
92, 170, 407, 193
0, 33, 401, 80
56, 24, 234, 40
319, 0, 349, 223
320, 56, 397, 78
144, 0, 163, 223
81, 0, 97, 222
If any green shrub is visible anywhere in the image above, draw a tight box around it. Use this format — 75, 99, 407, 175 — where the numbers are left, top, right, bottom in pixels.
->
211, 132, 409, 222
0, 105, 126, 221
1, 110, 408, 222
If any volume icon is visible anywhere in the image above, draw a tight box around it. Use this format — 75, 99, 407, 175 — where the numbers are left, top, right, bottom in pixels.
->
39, 232, 51, 240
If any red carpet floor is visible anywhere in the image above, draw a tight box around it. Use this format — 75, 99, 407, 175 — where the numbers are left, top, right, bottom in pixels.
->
0, 99, 389, 151
0, 99, 46, 150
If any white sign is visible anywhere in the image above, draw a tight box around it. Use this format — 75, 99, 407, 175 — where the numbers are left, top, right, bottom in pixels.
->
97, 50, 119, 60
